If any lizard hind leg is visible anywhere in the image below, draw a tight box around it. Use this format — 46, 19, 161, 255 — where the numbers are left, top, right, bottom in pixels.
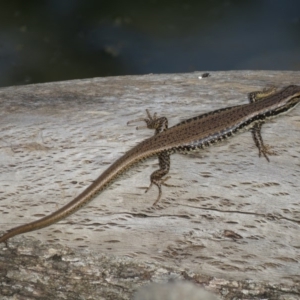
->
145, 151, 174, 206
127, 109, 168, 134
128, 110, 172, 205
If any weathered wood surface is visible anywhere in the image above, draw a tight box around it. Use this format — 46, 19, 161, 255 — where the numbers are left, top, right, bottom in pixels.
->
0, 71, 300, 299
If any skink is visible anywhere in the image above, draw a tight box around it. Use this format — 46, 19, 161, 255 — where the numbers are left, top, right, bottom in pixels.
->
1, 85, 300, 243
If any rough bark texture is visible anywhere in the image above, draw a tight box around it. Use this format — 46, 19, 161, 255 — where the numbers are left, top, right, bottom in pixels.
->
0, 71, 300, 299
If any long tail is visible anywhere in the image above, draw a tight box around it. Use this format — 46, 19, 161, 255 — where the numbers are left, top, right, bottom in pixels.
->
0, 141, 157, 243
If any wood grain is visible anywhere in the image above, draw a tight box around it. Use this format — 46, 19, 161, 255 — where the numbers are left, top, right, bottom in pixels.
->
0, 71, 300, 299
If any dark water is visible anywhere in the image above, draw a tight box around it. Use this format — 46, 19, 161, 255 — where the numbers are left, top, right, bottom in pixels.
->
0, 0, 299, 87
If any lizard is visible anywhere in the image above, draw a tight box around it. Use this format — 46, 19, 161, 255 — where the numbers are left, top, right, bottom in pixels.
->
0, 85, 300, 244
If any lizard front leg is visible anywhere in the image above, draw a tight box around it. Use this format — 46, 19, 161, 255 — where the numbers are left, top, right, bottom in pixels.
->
248, 87, 277, 161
